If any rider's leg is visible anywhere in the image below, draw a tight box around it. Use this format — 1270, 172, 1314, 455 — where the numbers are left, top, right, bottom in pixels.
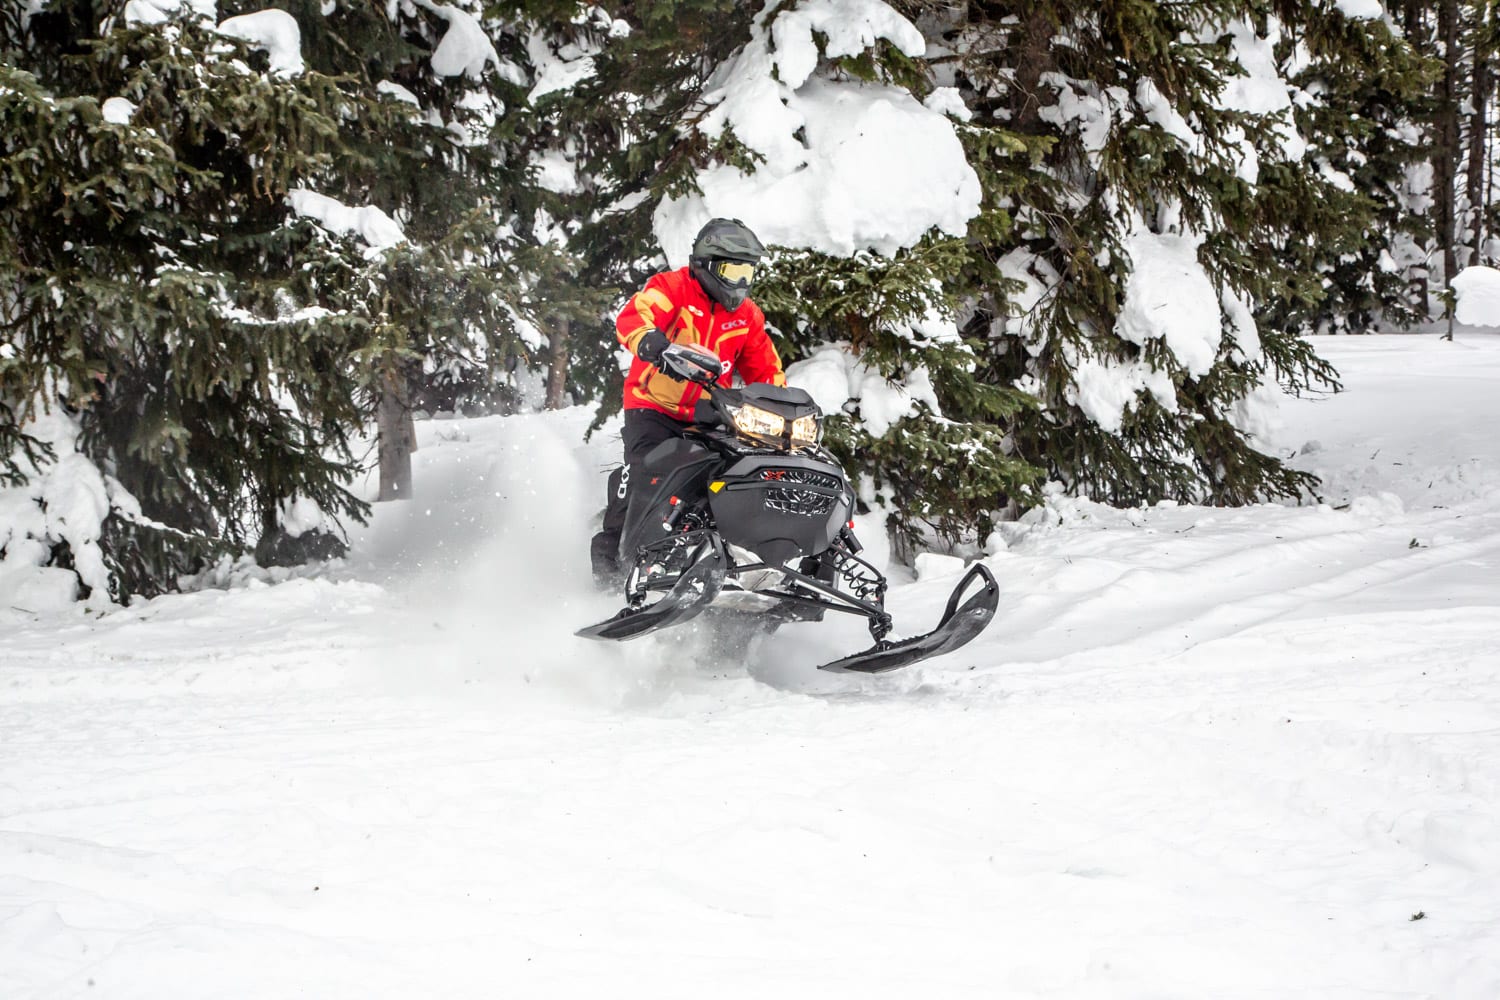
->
590, 409, 688, 584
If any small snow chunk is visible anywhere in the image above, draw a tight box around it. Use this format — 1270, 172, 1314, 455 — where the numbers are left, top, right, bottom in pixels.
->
531, 150, 580, 195
1068, 352, 1176, 434
287, 189, 405, 255
416, 0, 514, 81
785, 345, 939, 438
377, 81, 420, 106
279, 495, 329, 538
924, 87, 972, 122
770, 0, 924, 90
123, 0, 215, 26
528, 54, 597, 103
659, 2, 977, 261
0, 565, 78, 612
1222, 288, 1262, 363
1317, 158, 1356, 193
1135, 77, 1200, 154
217, 10, 305, 77
101, 97, 136, 124
785, 346, 854, 416
1116, 228, 1223, 378
660, 78, 980, 261
1334, 0, 1384, 19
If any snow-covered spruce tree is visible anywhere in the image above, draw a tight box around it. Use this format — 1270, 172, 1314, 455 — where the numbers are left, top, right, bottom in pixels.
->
940, 0, 1342, 507
545, 0, 762, 415
1262, 1, 1437, 334
567, 0, 1044, 553
1385, 0, 1500, 320
1, 1, 541, 599
498, 2, 632, 411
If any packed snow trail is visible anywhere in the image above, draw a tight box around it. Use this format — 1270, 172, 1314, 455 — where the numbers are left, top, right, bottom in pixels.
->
3, 336, 1499, 998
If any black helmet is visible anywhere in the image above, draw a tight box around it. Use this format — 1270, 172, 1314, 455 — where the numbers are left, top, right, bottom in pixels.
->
688, 217, 765, 310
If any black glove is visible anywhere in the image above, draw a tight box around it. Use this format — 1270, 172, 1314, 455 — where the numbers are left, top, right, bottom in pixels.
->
636, 328, 671, 367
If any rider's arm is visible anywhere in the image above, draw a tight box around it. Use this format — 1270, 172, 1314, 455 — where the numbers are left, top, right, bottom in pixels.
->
616, 273, 679, 359
735, 306, 787, 387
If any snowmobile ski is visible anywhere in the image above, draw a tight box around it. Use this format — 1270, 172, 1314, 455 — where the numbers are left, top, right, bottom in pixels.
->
816, 563, 999, 674
576, 536, 727, 642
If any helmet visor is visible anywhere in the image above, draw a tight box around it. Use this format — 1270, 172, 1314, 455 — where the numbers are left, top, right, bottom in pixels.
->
712, 260, 756, 286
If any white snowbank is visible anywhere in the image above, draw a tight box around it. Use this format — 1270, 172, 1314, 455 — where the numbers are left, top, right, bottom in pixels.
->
1451, 265, 1500, 326
216, 10, 304, 77
5, 338, 1500, 999
287, 189, 406, 255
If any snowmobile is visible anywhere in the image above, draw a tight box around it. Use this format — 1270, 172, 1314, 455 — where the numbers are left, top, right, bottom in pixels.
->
577, 343, 999, 673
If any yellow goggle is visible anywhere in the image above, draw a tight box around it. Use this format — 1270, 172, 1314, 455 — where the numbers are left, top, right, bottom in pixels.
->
712, 260, 756, 285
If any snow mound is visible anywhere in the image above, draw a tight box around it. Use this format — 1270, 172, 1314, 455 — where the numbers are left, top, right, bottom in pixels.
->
1451, 265, 1500, 326
0, 409, 122, 608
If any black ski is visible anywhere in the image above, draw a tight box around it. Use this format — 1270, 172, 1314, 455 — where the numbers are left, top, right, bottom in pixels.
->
817, 564, 999, 673
576, 536, 727, 641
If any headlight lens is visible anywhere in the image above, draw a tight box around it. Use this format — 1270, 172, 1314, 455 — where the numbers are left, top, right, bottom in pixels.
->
790, 414, 820, 447
732, 404, 785, 441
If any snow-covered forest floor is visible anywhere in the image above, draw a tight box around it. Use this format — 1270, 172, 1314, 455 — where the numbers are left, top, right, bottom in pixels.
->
4, 335, 1499, 998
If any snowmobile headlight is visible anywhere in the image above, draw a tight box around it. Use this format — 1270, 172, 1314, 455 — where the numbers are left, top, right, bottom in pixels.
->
731, 403, 786, 443
789, 414, 820, 448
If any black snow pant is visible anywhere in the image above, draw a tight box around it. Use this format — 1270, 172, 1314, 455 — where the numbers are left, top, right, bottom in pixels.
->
590, 408, 691, 580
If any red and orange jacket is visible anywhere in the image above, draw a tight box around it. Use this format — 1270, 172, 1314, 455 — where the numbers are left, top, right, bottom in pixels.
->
615, 267, 785, 421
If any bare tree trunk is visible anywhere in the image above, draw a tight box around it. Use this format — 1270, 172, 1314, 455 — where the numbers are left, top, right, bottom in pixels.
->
1008, 4, 1056, 134
1435, 0, 1461, 341
545, 315, 570, 410
1437, 0, 1461, 286
377, 364, 414, 501
1468, 0, 1491, 266
1404, 0, 1423, 39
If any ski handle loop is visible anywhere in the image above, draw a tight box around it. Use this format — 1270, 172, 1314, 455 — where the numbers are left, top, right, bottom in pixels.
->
942, 562, 999, 626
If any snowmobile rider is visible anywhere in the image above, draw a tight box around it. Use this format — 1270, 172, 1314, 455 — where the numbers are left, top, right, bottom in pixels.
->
590, 217, 786, 584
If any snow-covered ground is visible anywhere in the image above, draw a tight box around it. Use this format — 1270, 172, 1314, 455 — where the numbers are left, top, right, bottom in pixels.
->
4, 335, 1498, 998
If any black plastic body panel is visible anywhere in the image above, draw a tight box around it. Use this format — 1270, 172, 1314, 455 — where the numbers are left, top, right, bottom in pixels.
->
708, 453, 854, 566
619, 438, 721, 560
